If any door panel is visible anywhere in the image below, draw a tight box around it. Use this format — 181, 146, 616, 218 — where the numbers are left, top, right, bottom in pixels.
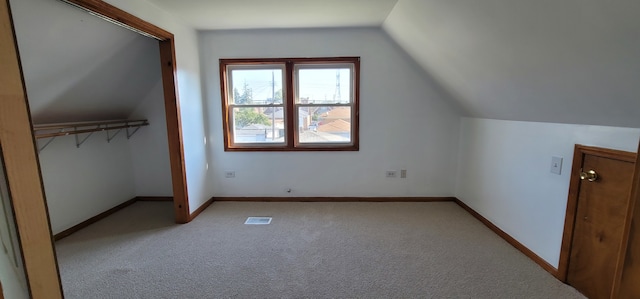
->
616, 140, 640, 298
567, 154, 635, 299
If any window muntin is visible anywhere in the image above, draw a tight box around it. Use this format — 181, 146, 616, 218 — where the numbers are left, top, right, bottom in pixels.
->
220, 57, 359, 151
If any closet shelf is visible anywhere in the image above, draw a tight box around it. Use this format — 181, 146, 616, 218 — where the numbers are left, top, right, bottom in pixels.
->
33, 119, 149, 152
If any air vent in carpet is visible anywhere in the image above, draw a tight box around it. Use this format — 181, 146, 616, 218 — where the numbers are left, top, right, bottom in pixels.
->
245, 217, 272, 225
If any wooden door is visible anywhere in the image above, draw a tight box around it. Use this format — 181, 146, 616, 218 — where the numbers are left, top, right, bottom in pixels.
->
564, 146, 636, 299
613, 139, 640, 299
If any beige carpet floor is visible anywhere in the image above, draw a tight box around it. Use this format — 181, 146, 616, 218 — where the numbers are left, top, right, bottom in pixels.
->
55, 201, 585, 298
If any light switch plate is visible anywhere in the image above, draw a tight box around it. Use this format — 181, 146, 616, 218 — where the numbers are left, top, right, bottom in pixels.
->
551, 157, 563, 175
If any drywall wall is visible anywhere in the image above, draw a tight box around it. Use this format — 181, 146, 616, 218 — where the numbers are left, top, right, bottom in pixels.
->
10, 0, 176, 233
455, 118, 640, 267
0, 166, 28, 299
200, 28, 462, 197
128, 80, 173, 196
9, 0, 161, 124
0, 244, 28, 299
103, 0, 211, 212
383, 0, 640, 128
38, 135, 136, 234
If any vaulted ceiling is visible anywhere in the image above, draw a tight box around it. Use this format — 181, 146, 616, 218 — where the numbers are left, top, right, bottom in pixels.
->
148, 0, 640, 128
11, 0, 161, 124
383, 0, 640, 128
11, 0, 640, 128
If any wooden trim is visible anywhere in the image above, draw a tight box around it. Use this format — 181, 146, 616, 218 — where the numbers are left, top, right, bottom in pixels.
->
159, 40, 190, 224
454, 198, 560, 278
212, 197, 455, 202
611, 139, 640, 298
285, 61, 295, 147
557, 144, 586, 281
220, 57, 361, 65
136, 196, 173, 202
219, 60, 231, 150
0, 0, 63, 297
575, 144, 637, 163
53, 197, 139, 241
219, 57, 360, 152
557, 144, 637, 282
189, 197, 215, 221
63, 0, 190, 224
61, 0, 171, 40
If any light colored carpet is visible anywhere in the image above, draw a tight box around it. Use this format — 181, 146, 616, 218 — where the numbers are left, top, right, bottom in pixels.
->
55, 201, 585, 298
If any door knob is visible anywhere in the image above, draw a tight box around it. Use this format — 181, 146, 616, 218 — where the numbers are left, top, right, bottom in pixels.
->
580, 169, 598, 182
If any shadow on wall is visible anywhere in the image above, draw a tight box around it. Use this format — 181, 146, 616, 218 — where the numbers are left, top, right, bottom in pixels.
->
29, 36, 161, 124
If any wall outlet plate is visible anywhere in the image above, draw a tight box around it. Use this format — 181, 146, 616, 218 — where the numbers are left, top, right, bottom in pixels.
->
386, 170, 397, 178
225, 171, 236, 178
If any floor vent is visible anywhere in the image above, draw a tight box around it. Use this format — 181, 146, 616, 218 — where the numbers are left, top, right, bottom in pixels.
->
245, 217, 272, 225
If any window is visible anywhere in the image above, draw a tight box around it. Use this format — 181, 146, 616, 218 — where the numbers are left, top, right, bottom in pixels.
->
220, 57, 360, 151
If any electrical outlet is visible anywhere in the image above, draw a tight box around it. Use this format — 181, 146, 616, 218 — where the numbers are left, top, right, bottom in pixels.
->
224, 171, 236, 178
386, 170, 397, 178
400, 169, 407, 178
550, 157, 563, 175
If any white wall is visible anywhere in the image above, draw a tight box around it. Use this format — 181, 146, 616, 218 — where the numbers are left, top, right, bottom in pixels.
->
200, 28, 462, 197
103, 0, 211, 212
38, 136, 136, 234
0, 241, 28, 299
128, 80, 173, 196
455, 117, 640, 267
0, 166, 28, 299
9, 0, 161, 124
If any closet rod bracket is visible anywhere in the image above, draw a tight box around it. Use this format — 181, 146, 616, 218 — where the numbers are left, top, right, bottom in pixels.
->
38, 136, 57, 153
107, 127, 122, 143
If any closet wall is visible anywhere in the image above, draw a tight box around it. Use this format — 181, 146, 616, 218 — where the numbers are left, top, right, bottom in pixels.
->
10, 0, 171, 234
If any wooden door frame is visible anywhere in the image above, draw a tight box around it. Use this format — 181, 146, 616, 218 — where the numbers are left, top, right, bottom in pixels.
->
61, 0, 190, 223
558, 144, 637, 282
611, 139, 640, 298
1, 0, 63, 297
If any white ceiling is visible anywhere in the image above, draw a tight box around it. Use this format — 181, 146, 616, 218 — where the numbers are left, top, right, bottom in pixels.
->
147, 0, 400, 29
10, 0, 640, 128
149, 0, 640, 128
384, 0, 640, 128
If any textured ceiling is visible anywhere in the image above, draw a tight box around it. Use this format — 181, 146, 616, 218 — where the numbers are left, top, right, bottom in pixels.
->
11, 0, 161, 124
146, 0, 399, 30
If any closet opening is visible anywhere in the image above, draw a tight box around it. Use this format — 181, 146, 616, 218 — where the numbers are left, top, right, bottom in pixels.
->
58, 0, 189, 224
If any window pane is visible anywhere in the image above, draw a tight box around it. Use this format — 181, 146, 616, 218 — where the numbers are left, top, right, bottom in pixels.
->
298, 106, 351, 143
298, 68, 351, 104
233, 107, 285, 143
230, 68, 283, 105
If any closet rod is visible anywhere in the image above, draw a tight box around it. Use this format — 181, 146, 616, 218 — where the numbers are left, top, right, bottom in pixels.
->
33, 120, 149, 139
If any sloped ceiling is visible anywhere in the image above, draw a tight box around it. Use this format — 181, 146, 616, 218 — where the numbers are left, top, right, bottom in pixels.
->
10, 0, 161, 124
146, 0, 400, 30
149, 0, 640, 128
11, 0, 640, 128
383, 0, 640, 128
